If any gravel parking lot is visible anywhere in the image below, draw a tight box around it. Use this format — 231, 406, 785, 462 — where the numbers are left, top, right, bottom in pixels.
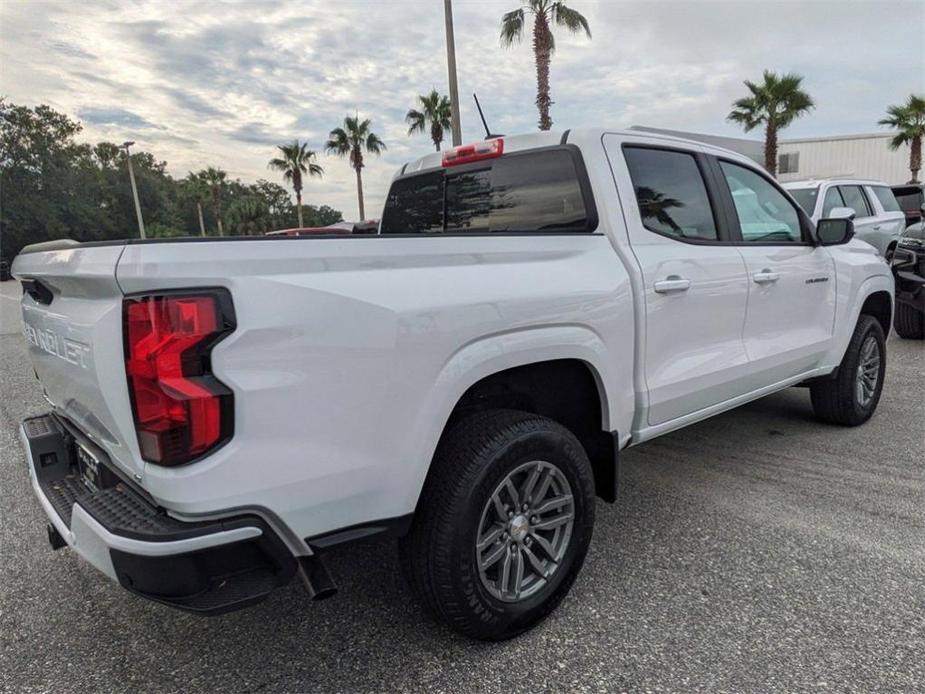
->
1, 277, 923, 693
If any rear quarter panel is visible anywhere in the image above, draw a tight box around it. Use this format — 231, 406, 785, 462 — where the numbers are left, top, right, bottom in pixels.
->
116, 235, 634, 540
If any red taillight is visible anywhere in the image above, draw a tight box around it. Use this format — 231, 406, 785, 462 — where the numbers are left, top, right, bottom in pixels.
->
124, 291, 234, 466
441, 138, 504, 167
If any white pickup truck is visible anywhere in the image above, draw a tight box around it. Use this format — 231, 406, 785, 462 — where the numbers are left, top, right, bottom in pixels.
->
13, 129, 894, 640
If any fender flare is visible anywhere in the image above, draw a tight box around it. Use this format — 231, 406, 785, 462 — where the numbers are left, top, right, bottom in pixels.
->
399, 324, 616, 511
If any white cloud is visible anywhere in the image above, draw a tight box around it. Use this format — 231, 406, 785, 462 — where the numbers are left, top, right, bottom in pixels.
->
1, 0, 921, 220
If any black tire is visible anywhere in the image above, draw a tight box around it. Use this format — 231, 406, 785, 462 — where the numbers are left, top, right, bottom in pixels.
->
893, 300, 924, 339
399, 409, 596, 641
810, 315, 886, 426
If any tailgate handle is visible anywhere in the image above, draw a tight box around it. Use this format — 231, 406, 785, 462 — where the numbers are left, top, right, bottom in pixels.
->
21, 278, 54, 305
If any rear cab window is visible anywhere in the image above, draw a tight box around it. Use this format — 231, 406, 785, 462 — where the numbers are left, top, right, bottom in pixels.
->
380, 147, 595, 234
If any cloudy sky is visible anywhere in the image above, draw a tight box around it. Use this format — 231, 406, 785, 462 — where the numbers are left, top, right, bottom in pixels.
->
1, 0, 921, 219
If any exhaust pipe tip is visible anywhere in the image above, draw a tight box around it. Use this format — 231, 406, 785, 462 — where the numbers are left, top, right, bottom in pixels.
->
297, 555, 338, 601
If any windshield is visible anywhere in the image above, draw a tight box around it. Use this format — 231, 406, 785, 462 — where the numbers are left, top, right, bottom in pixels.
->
787, 187, 819, 215
380, 149, 592, 234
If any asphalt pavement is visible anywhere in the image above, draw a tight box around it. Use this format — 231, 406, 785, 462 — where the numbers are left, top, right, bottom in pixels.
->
0, 277, 923, 693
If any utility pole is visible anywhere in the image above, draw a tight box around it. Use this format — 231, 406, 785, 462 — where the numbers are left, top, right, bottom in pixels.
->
121, 141, 146, 239
443, 0, 462, 146
196, 201, 206, 236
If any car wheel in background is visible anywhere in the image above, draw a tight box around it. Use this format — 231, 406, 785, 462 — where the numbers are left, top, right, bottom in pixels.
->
399, 409, 596, 641
893, 301, 924, 339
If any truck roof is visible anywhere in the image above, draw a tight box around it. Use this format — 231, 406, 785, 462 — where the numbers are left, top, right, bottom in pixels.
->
399, 127, 757, 177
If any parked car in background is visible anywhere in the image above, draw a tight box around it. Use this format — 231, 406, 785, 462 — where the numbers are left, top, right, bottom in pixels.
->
891, 205, 925, 339
891, 183, 924, 227
785, 179, 905, 259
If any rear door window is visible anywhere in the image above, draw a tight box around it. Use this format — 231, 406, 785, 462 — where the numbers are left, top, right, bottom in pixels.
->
838, 185, 872, 218
380, 148, 592, 234
869, 186, 901, 213
623, 147, 719, 241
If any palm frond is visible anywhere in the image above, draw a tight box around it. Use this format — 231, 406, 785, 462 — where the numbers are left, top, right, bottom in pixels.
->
500, 8, 525, 46
551, 3, 591, 37
365, 132, 386, 154
406, 108, 426, 135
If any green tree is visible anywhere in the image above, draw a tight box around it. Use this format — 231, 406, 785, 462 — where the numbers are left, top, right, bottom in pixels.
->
325, 115, 386, 220
199, 167, 227, 235
727, 70, 814, 176
226, 195, 272, 235
500, 1, 591, 131
406, 90, 453, 151
879, 94, 925, 184
182, 172, 210, 236
267, 140, 323, 228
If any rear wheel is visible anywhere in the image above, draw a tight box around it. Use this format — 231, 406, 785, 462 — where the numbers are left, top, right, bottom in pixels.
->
399, 409, 596, 641
810, 315, 886, 426
893, 300, 924, 339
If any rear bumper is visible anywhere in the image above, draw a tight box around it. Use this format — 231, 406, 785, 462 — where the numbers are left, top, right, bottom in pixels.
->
20, 413, 297, 614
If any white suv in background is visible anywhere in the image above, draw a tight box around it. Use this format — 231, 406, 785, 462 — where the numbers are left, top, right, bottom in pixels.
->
784, 179, 905, 259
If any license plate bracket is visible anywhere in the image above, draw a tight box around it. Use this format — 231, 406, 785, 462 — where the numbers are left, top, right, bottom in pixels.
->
75, 442, 116, 492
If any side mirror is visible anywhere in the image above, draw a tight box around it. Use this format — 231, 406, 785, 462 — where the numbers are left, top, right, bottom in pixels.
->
817, 217, 855, 246
919, 202, 925, 216
827, 206, 856, 220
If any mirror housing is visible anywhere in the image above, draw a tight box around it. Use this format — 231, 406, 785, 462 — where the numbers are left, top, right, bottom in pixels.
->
816, 217, 855, 246
827, 206, 856, 220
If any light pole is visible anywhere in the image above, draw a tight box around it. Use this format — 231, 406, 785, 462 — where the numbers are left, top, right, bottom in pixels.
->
121, 141, 146, 239
443, 0, 462, 146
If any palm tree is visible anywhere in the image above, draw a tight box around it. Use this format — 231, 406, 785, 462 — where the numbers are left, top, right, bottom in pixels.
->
727, 70, 814, 176
500, 1, 591, 131
268, 140, 324, 228
325, 114, 386, 220
406, 90, 453, 151
879, 94, 925, 184
183, 172, 209, 236
199, 167, 227, 236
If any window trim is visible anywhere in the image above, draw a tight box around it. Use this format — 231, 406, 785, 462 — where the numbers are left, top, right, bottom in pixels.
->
380, 144, 599, 236
620, 143, 731, 245
711, 156, 815, 246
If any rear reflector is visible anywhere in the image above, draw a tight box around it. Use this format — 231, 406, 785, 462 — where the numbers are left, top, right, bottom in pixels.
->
442, 138, 504, 167
124, 290, 235, 466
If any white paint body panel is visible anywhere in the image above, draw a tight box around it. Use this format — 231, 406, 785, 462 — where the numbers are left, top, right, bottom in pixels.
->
12, 128, 894, 551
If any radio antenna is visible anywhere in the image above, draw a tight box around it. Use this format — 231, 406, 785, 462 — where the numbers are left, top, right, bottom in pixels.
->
473, 93, 502, 139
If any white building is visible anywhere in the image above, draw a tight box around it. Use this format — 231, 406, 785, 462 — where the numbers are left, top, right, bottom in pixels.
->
777, 133, 911, 185
630, 126, 913, 185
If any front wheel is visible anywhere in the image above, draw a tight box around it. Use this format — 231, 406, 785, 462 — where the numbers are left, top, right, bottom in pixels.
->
810, 315, 886, 426
399, 409, 596, 641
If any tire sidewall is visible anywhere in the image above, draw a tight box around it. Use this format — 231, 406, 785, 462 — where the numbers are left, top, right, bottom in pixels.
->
449, 425, 595, 637
846, 318, 887, 422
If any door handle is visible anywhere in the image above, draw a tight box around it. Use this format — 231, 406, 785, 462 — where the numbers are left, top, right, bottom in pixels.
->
872, 225, 882, 230
654, 276, 691, 293
753, 269, 780, 284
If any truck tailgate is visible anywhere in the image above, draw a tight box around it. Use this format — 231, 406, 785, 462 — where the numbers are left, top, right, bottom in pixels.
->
13, 244, 145, 481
